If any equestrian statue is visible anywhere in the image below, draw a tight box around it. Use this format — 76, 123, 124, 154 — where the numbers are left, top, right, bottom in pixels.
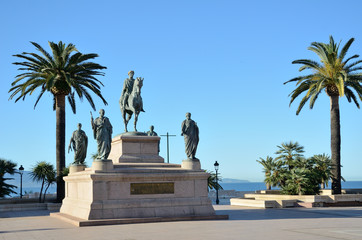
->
119, 70, 145, 132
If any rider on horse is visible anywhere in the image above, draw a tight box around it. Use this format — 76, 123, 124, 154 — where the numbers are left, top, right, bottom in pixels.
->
119, 70, 135, 110
119, 70, 145, 112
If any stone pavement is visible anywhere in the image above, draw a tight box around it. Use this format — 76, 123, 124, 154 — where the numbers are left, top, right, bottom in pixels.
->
1, 205, 362, 240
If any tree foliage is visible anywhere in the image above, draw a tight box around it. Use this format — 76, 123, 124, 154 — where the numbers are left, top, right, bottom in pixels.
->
9, 41, 107, 111
257, 142, 333, 195
284, 36, 362, 114
30, 161, 56, 203
207, 171, 223, 191
0, 158, 17, 198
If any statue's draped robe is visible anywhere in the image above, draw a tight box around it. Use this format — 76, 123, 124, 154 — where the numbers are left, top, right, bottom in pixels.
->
93, 116, 113, 159
181, 119, 199, 159
71, 130, 88, 164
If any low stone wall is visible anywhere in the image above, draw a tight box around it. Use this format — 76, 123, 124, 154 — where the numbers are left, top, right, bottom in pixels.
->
0, 195, 56, 204
231, 189, 362, 208
0, 202, 61, 212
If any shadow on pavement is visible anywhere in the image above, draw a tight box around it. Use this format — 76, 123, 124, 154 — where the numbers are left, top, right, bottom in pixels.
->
0, 228, 60, 234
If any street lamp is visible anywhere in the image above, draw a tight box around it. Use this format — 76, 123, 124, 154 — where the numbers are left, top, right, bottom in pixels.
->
214, 161, 219, 205
18, 165, 24, 199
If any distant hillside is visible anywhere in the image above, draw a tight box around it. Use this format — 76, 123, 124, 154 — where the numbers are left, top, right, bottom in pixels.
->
221, 178, 249, 183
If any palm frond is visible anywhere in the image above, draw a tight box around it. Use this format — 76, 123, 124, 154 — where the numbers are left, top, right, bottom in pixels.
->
10, 41, 107, 113
30, 41, 55, 66
344, 87, 360, 108
67, 92, 76, 113
339, 37, 354, 60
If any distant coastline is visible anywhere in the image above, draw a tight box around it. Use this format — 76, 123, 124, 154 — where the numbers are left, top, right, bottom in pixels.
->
221, 178, 250, 183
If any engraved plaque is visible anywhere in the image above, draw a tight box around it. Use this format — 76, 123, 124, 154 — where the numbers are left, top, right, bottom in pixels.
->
130, 182, 174, 195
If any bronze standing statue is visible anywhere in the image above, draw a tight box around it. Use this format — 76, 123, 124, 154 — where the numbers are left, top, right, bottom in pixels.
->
119, 70, 145, 132
91, 109, 113, 159
146, 125, 158, 136
68, 123, 88, 164
181, 112, 199, 159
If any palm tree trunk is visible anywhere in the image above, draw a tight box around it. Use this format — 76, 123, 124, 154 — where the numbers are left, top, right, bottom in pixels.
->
265, 173, 271, 190
43, 183, 50, 203
39, 180, 44, 203
330, 95, 341, 194
55, 94, 66, 202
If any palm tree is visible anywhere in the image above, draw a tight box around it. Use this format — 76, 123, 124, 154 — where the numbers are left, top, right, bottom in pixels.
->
275, 141, 305, 169
284, 36, 362, 194
9, 41, 107, 202
310, 154, 332, 189
30, 161, 56, 203
42, 165, 56, 203
256, 156, 274, 190
0, 158, 17, 198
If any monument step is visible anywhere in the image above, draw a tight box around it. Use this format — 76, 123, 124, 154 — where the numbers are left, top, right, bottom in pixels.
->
114, 163, 181, 168
51, 212, 228, 227
83, 163, 183, 172
112, 168, 199, 173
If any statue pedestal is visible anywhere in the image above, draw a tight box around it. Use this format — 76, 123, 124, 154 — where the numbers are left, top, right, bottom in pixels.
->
108, 135, 164, 163
92, 159, 113, 172
69, 164, 86, 174
58, 135, 220, 224
181, 159, 201, 170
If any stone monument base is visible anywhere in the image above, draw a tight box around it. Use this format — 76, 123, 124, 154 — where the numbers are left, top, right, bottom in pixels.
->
60, 162, 215, 220
59, 135, 223, 225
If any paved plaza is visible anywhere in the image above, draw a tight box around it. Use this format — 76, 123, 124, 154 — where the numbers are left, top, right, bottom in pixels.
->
1, 205, 362, 240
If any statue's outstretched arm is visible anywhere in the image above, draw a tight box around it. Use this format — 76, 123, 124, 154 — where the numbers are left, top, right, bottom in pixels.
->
68, 136, 73, 153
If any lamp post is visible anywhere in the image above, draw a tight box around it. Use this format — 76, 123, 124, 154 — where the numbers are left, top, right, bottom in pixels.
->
214, 161, 219, 205
18, 165, 24, 199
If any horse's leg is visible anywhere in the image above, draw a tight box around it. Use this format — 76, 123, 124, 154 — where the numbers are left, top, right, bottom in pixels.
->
134, 111, 139, 132
140, 96, 145, 112
121, 108, 128, 132
127, 112, 133, 131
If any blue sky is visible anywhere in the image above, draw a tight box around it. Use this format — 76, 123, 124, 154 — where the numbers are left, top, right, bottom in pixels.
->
1, 0, 362, 182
